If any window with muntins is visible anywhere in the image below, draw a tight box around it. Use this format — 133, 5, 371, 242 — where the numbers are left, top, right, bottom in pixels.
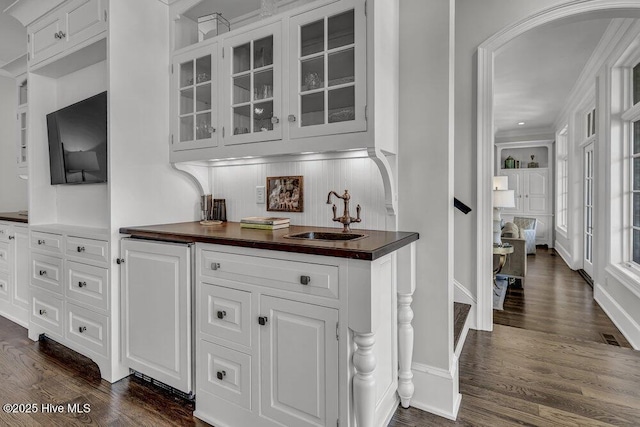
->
556, 126, 569, 232
631, 64, 640, 264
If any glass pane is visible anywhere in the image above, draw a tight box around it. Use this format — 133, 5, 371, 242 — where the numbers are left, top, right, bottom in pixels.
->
196, 84, 211, 112
591, 109, 596, 135
233, 105, 251, 134
20, 112, 26, 128
180, 116, 194, 142
328, 10, 354, 49
180, 88, 194, 114
635, 158, 640, 191
253, 101, 274, 132
328, 48, 354, 86
301, 19, 324, 57
254, 36, 273, 69
634, 63, 640, 105
634, 229, 640, 264
586, 207, 591, 231
587, 114, 591, 137
328, 86, 355, 123
254, 70, 273, 100
301, 92, 324, 127
634, 121, 640, 155
196, 55, 211, 83
301, 57, 324, 92
180, 60, 194, 88
634, 193, 640, 228
19, 81, 27, 105
586, 235, 591, 262
233, 43, 251, 74
233, 75, 251, 104
20, 147, 26, 163
196, 113, 211, 140
21, 130, 26, 147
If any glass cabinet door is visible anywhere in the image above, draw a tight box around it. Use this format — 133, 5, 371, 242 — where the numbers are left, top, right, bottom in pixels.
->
172, 43, 219, 151
223, 22, 282, 145
17, 107, 27, 170
289, 0, 366, 140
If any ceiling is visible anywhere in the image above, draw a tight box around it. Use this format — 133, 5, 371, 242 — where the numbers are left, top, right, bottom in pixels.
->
179, 0, 263, 22
494, 17, 613, 138
0, 0, 27, 69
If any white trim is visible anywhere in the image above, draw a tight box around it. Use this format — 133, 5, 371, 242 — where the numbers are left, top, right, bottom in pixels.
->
605, 264, 640, 299
554, 240, 576, 269
410, 358, 462, 421
594, 282, 640, 349
477, 0, 640, 334
454, 319, 471, 358
453, 279, 476, 305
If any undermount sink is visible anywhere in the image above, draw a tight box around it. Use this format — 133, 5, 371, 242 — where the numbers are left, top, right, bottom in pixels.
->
284, 231, 368, 241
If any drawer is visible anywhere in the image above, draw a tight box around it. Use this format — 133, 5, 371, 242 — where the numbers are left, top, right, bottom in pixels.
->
66, 261, 109, 312
31, 253, 64, 295
200, 250, 339, 299
66, 236, 109, 265
0, 271, 10, 302
0, 223, 11, 243
66, 302, 109, 357
31, 231, 63, 255
198, 340, 251, 411
31, 289, 64, 338
0, 242, 9, 272
200, 284, 251, 348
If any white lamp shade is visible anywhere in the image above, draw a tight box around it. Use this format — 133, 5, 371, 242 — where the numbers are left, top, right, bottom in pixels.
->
493, 176, 509, 190
493, 189, 515, 208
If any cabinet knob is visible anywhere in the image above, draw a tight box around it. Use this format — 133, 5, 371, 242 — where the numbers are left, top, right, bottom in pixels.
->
78, 281, 86, 288
39, 270, 47, 276
288, 114, 296, 123
8, 236, 14, 240
300, 275, 311, 285
271, 116, 280, 124
211, 262, 220, 271
216, 370, 226, 380
525, 195, 529, 198
77, 246, 85, 253
258, 316, 268, 326
38, 239, 45, 245
78, 326, 86, 333
217, 310, 226, 319
39, 309, 46, 316
116, 258, 125, 264
55, 31, 66, 39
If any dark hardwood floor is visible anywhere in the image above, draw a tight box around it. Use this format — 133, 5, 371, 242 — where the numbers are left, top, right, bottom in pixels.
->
1, 248, 638, 426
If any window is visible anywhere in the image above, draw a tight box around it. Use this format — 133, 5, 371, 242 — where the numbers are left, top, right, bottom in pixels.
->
587, 108, 596, 138
630, 64, 640, 264
556, 126, 569, 233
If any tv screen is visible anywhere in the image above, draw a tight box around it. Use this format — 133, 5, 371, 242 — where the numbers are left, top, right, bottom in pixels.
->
47, 91, 107, 185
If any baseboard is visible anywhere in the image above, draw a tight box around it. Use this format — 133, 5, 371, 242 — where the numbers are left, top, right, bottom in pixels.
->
410, 357, 461, 421
594, 283, 640, 350
453, 280, 476, 305
553, 241, 575, 270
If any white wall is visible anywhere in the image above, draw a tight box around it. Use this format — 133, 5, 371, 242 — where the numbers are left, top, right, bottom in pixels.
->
0, 76, 28, 212
212, 157, 388, 229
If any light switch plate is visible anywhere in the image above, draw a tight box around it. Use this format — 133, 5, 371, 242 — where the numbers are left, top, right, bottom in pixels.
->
256, 186, 265, 204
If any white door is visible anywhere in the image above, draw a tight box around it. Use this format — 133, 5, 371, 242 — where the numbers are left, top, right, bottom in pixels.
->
584, 142, 594, 277
260, 295, 338, 427
121, 238, 192, 394
525, 170, 548, 214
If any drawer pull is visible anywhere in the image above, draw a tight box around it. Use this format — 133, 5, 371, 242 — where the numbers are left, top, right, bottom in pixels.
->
39, 309, 46, 316
216, 370, 226, 380
78, 326, 87, 333
217, 310, 226, 319
8, 236, 14, 240
77, 246, 86, 253
39, 270, 47, 276
78, 281, 87, 288
300, 275, 311, 285
38, 239, 45, 245
258, 316, 268, 326
211, 262, 221, 271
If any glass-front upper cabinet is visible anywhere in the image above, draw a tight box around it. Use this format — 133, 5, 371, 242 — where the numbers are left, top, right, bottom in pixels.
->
223, 22, 282, 145
16, 78, 28, 174
171, 42, 219, 152
288, 0, 366, 140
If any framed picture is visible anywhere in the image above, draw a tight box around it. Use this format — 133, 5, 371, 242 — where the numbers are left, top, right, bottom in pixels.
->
266, 176, 304, 212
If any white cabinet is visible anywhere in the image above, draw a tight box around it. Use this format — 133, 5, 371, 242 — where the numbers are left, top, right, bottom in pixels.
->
288, 0, 366, 139
194, 242, 413, 427
0, 222, 30, 327
171, 42, 220, 152
120, 238, 193, 395
501, 168, 553, 247
28, 0, 107, 68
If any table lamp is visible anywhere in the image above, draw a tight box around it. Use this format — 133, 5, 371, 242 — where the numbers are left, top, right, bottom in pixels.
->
493, 176, 515, 245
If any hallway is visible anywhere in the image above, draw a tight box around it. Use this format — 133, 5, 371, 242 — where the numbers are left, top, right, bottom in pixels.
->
390, 249, 640, 426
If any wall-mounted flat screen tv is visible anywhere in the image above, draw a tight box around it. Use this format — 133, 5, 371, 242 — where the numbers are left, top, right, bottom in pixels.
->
46, 91, 107, 185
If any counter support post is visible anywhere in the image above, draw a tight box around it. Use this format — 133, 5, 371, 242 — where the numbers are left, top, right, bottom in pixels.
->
353, 332, 376, 427
397, 242, 416, 408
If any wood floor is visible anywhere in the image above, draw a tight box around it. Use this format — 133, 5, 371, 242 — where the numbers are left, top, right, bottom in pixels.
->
1, 248, 639, 426
390, 248, 640, 426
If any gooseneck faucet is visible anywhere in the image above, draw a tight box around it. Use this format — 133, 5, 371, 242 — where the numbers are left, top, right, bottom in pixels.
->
327, 189, 361, 232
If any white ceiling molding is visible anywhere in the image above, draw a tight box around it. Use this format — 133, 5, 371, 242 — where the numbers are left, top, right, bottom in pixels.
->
3, 0, 65, 26
494, 126, 556, 143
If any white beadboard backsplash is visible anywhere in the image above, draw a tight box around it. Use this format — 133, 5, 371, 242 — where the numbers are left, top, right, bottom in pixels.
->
211, 158, 390, 230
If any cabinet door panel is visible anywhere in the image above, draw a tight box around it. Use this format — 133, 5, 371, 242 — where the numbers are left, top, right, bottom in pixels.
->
31, 290, 64, 338
30, 16, 63, 64
65, 0, 105, 45
66, 261, 109, 312
31, 253, 63, 295
0, 242, 10, 272
526, 170, 548, 214
13, 227, 30, 310
501, 170, 522, 214
199, 283, 251, 348
0, 271, 10, 302
66, 302, 109, 357
260, 296, 338, 427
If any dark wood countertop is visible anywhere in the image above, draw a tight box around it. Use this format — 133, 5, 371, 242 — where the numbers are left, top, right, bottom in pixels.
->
0, 212, 28, 224
119, 221, 419, 261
